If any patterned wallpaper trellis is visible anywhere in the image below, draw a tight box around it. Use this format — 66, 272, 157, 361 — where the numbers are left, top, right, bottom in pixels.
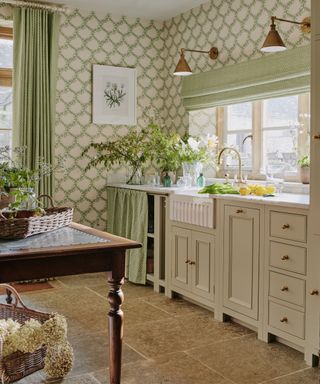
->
0, 0, 311, 228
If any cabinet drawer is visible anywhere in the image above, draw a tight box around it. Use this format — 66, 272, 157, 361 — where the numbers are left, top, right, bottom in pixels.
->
269, 271, 305, 307
269, 301, 305, 339
269, 242, 306, 275
270, 211, 307, 243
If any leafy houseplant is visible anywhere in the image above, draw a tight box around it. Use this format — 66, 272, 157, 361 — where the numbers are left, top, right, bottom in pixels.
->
0, 146, 63, 211
83, 129, 152, 184
298, 154, 310, 184
83, 122, 218, 185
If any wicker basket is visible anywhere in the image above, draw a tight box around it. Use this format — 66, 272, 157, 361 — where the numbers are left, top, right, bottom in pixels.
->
0, 195, 73, 240
0, 284, 51, 383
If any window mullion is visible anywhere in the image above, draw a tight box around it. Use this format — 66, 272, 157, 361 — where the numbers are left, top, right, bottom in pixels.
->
216, 106, 225, 177
252, 100, 262, 177
298, 93, 310, 158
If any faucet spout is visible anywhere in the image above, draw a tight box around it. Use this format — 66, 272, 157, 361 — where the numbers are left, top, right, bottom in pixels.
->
217, 147, 244, 184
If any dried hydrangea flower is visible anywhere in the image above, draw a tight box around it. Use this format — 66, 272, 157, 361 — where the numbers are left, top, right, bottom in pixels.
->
44, 341, 74, 378
42, 314, 67, 346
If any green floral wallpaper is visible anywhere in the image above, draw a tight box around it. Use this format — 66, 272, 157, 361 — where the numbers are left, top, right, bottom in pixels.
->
0, 0, 311, 228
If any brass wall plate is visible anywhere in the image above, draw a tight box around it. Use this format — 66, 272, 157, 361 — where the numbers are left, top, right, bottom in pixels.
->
209, 47, 219, 60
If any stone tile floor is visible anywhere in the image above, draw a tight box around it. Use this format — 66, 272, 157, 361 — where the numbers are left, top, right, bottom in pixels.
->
1, 273, 318, 384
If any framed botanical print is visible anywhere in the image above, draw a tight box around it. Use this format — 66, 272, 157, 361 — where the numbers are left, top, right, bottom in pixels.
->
92, 65, 137, 125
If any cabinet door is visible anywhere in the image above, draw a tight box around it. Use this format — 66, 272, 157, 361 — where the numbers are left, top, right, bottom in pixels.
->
223, 205, 260, 320
191, 231, 215, 302
171, 226, 191, 291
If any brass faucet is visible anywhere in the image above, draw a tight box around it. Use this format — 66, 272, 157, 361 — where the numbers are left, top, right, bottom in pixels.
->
217, 147, 245, 185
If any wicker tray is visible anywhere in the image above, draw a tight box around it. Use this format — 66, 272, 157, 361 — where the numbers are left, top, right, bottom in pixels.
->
0, 284, 51, 383
0, 196, 73, 240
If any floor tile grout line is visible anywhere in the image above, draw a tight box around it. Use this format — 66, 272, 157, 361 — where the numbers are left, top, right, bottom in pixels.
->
180, 351, 238, 384
123, 341, 150, 360
257, 367, 316, 383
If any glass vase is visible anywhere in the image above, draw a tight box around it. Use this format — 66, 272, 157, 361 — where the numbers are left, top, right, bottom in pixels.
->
182, 162, 203, 186
126, 167, 144, 185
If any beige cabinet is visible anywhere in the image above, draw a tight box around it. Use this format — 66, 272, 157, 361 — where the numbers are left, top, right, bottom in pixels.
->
171, 226, 191, 291
306, 0, 320, 366
223, 205, 260, 320
171, 226, 215, 305
264, 207, 308, 351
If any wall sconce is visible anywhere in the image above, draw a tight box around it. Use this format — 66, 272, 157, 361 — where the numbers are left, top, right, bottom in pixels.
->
261, 16, 311, 53
173, 47, 219, 76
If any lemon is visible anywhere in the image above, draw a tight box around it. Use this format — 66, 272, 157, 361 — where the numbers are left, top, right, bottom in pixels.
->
254, 185, 267, 196
266, 185, 276, 194
239, 187, 250, 196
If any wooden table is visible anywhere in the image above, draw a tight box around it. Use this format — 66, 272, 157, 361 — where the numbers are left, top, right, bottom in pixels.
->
0, 223, 141, 384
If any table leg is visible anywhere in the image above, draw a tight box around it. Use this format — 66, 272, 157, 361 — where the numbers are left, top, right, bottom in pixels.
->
108, 274, 124, 384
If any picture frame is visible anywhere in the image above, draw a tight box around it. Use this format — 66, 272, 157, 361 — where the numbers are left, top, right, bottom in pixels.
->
92, 65, 137, 125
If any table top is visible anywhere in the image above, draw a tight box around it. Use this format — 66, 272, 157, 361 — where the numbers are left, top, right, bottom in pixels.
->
0, 222, 141, 259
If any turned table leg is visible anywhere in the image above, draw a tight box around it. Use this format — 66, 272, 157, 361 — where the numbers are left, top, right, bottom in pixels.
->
108, 272, 125, 384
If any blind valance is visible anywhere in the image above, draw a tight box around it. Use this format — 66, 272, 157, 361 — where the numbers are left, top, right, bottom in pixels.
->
181, 45, 310, 111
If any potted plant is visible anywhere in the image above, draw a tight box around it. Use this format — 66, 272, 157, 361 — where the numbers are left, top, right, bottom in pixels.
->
0, 146, 64, 211
298, 154, 310, 184
83, 129, 153, 185
177, 134, 218, 185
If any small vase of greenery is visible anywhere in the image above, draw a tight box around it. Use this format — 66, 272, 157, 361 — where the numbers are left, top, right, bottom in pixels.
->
298, 154, 310, 184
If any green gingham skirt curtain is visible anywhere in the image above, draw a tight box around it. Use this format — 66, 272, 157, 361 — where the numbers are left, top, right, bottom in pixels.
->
13, 8, 60, 196
107, 187, 148, 284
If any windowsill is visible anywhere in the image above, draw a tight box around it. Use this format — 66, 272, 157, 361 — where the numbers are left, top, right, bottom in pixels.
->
206, 178, 310, 195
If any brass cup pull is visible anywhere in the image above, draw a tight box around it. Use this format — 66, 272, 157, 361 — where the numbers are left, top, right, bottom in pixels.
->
282, 224, 290, 230
281, 255, 289, 261
281, 285, 289, 292
310, 289, 319, 296
280, 316, 288, 323
236, 209, 243, 214
189, 261, 196, 265
314, 134, 320, 140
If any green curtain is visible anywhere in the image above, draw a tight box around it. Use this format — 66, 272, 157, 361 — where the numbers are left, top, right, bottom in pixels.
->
181, 45, 310, 110
107, 187, 148, 284
13, 8, 60, 196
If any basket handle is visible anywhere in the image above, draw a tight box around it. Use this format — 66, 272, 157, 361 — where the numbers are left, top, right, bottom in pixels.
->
0, 284, 28, 309
38, 194, 55, 208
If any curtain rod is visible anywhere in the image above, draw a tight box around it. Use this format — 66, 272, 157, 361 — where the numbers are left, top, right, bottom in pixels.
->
0, 0, 70, 14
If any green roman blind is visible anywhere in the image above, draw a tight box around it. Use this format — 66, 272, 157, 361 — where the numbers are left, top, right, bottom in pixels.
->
181, 45, 310, 111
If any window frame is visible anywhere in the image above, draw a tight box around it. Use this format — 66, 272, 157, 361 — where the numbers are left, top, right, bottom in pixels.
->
0, 26, 13, 146
216, 93, 310, 182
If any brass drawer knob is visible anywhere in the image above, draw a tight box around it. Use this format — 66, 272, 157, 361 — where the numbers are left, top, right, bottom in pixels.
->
280, 316, 288, 323
281, 285, 289, 292
281, 255, 289, 261
236, 209, 243, 214
189, 261, 196, 265
185, 259, 190, 264
282, 224, 290, 230
310, 289, 319, 296
314, 134, 320, 140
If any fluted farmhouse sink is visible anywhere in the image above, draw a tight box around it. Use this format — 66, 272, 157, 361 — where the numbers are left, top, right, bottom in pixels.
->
169, 191, 215, 229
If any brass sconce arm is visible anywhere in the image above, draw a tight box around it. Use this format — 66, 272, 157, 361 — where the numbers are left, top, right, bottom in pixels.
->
180, 47, 219, 60
271, 16, 311, 32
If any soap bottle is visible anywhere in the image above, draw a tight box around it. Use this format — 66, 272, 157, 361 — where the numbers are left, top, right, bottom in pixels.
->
163, 172, 172, 187
196, 173, 205, 187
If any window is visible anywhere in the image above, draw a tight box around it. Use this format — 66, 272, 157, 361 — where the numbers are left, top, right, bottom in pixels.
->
0, 26, 13, 148
211, 93, 310, 181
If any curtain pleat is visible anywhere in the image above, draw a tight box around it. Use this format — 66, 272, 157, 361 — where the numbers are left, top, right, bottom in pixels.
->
107, 187, 148, 285
13, 8, 60, 196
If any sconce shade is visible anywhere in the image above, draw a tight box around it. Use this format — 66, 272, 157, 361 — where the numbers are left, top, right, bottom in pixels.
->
261, 24, 287, 52
174, 52, 192, 76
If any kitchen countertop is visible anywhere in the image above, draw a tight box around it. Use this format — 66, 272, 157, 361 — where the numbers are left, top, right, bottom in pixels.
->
107, 184, 309, 209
